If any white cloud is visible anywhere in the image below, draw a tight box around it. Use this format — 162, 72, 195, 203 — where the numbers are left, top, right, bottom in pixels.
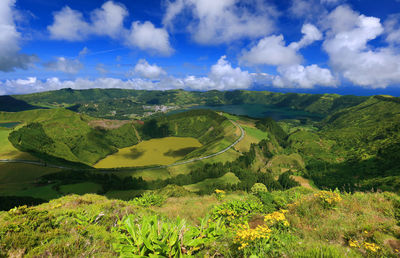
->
240, 22, 334, 88
240, 35, 301, 66
47, 6, 90, 41
240, 23, 322, 66
0, 56, 257, 94
322, 5, 400, 88
273, 65, 337, 88
126, 22, 173, 56
385, 14, 400, 45
90, 1, 128, 38
163, 0, 276, 44
44, 57, 83, 74
289, 24, 322, 50
289, 0, 343, 19
48, 1, 172, 55
133, 59, 167, 79
0, 0, 36, 72
184, 56, 252, 90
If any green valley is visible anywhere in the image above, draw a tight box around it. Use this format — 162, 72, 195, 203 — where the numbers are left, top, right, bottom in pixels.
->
1, 89, 400, 257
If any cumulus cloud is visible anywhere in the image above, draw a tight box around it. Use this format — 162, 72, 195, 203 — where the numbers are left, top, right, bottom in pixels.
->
240, 23, 335, 88
0, 56, 258, 95
163, 0, 276, 44
47, 6, 90, 41
322, 5, 400, 88
0, 0, 36, 72
273, 65, 337, 88
48, 1, 172, 55
241, 24, 322, 66
44, 57, 83, 74
133, 59, 167, 79
240, 35, 301, 66
184, 56, 252, 90
126, 22, 173, 56
289, 24, 323, 50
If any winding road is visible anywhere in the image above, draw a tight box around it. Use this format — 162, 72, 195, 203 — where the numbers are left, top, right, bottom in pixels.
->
0, 119, 245, 171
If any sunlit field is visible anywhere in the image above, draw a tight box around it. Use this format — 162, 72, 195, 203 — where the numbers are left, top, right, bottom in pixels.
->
0, 128, 36, 160
94, 137, 202, 168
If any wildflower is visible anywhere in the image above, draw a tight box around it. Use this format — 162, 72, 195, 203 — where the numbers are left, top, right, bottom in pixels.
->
264, 210, 290, 227
215, 189, 226, 194
349, 239, 360, 248
314, 190, 342, 208
363, 242, 380, 253
234, 223, 271, 250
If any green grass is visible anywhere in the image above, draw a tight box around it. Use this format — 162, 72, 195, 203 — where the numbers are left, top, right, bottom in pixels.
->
184, 172, 240, 192
3, 184, 60, 200
1, 190, 398, 257
59, 182, 103, 195
105, 189, 144, 200
95, 137, 202, 168
0, 163, 61, 194
0, 128, 36, 160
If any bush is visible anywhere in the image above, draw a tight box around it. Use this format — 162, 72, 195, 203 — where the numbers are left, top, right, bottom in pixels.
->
251, 183, 268, 195
130, 192, 165, 207
211, 199, 264, 225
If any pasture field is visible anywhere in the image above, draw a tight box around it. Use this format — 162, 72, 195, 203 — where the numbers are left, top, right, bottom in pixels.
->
105, 189, 144, 200
184, 172, 240, 192
59, 182, 103, 195
94, 137, 202, 168
3, 184, 60, 200
0, 163, 61, 194
0, 128, 36, 160
112, 147, 241, 180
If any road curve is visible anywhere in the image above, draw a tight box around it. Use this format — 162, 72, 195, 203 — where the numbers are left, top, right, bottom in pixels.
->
0, 119, 245, 171
163, 119, 244, 168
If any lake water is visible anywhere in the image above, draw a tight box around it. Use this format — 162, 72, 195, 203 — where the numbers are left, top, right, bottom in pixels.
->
170, 104, 323, 121
0, 122, 20, 128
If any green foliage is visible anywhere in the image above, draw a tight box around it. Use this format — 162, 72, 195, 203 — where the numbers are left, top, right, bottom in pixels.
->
141, 119, 171, 139
278, 172, 301, 190
130, 192, 166, 207
251, 183, 268, 195
113, 214, 227, 257
211, 198, 264, 225
255, 117, 288, 146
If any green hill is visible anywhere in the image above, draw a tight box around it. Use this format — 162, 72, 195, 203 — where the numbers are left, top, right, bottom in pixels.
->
11, 88, 367, 118
4, 109, 139, 166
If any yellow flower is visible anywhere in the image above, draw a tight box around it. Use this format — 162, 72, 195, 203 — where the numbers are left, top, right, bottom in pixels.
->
349, 239, 360, 248
234, 223, 271, 250
215, 189, 226, 194
363, 242, 380, 252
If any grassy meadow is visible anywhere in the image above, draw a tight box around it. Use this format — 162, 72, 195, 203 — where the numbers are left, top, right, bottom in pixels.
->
184, 172, 240, 192
94, 137, 202, 168
0, 163, 61, 194
0, 128, 36, 160
59, 182, 102, 195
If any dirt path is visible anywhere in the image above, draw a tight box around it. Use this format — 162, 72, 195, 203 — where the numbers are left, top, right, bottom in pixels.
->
291, 175, 316, 190
132, 123, 142, 142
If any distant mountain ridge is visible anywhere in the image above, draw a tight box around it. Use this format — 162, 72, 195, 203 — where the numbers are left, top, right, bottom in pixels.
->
9, 88, 368, 116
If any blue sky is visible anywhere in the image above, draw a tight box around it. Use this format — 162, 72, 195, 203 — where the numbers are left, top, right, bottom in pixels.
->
1, 0, 400, 95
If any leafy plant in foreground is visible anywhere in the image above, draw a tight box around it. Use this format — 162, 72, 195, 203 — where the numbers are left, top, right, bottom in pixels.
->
113, 214, 227, 257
